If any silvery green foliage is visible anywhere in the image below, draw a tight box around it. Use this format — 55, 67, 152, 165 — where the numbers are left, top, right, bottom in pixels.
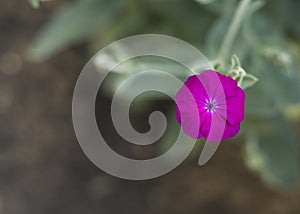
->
245, 117, 299, 188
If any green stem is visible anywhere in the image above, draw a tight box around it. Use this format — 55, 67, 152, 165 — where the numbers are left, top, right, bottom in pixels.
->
217, 0, 251, 67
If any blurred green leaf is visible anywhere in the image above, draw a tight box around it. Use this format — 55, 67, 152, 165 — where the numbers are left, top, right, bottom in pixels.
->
285, 0, 300, 38
245, 117, 299, 188
28, 0, 40, 9
100, 56, 190, 99
258, 50, 300, 108
204, 10, 233, 58
242, 0, 265, 47
199, 0, 237, 15
245, 82, 277, 118
195, 0, 216, 5
240, 0, 300, 112
204, 3, 249, 64
28, 0, 123, 61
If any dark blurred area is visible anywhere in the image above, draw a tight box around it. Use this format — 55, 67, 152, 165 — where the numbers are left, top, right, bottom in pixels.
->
1, 1, 300, 214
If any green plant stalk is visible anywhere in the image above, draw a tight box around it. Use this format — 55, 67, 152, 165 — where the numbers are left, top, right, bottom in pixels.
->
217, 0, 252, 67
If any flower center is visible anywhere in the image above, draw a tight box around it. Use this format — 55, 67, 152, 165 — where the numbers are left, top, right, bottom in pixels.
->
205, 100, 216, 112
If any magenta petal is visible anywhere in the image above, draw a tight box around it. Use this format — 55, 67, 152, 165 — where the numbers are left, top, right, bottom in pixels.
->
216, 72, 240, 99
175, 82, 202, 138
226, 87, 245, 125
175, 69, 245, 141
198, 111, 212, 138
198, 70, 224, 101
183, 75, 209, 104
222, 122, 240, 140
176, 107, 205, 138
205, 110, 226, 142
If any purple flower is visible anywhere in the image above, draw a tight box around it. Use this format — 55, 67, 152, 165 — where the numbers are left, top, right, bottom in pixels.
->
175, 70, 245, 141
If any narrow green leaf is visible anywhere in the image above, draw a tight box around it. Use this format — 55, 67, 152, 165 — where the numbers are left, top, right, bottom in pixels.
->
231, 54, 241, 69
240, 73, 258, 89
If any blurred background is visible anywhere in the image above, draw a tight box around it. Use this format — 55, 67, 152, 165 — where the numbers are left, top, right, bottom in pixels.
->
1, 0, 300, 213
